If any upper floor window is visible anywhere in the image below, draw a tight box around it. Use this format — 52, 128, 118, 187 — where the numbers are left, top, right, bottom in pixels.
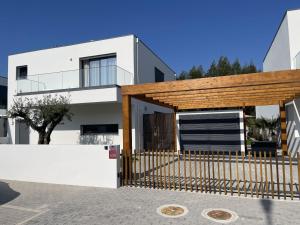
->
81, 55, 116, 87
155, 67, 164, 82
16, 66, 28, 80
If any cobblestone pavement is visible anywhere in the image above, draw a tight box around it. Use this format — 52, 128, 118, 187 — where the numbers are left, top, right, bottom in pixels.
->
1, 179, 300, 225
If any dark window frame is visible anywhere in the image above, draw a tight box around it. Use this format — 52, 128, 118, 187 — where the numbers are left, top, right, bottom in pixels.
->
155, 67, 164, 82
80, 124, 119, 135
79, 53, 117, 87
16, 65, 28, 80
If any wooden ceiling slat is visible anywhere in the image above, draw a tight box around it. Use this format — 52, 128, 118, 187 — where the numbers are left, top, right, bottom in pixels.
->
177, 100, 283, 110
159, 94, 295, 104
153, 91, 298, 101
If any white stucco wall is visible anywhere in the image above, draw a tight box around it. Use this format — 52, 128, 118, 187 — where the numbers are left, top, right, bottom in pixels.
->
136, 39, 175, 83
263, 15, 291, 72
28, 103, 123, 145
0, 145, 120, 188
255, 105, 279, 119
287, 10, 300, 69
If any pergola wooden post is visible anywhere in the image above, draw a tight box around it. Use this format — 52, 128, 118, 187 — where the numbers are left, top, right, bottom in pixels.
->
122, 95, 132, 185
122, 95, 132, 156
280, 101, 287, 155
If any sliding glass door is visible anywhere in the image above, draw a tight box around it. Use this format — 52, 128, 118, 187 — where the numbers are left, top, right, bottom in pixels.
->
82, 56, 116, 87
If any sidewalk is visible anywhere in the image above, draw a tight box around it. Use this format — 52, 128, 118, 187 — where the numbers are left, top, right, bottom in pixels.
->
1, 179, 299, 225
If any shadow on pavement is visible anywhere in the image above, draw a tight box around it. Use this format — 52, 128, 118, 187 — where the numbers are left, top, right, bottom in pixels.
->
0, 181, 20, 205
260, 199, 273, 225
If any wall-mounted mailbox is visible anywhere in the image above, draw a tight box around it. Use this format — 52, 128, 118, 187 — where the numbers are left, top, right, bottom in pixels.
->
109, 145, 118, 159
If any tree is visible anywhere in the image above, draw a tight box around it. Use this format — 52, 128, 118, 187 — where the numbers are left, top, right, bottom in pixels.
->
188, 65, 205, 79
177, 71, 188, 80
216, 56, 232, 76
206, 61, 218, 77
231, 59, 242, 74
8, 95, 73, 144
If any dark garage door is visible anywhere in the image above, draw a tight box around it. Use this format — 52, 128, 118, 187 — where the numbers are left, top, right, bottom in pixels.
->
179, 112, 243, 152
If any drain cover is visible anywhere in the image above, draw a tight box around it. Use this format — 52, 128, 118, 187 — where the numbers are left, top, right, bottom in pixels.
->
202, 208, 238, 223
157, 204, 188, 218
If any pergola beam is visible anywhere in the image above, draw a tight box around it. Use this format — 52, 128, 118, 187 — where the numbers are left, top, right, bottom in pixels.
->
158, 95, 295, 105
176, 100, 285, 110
145, 82, 300, 98
152, 90, 300, 101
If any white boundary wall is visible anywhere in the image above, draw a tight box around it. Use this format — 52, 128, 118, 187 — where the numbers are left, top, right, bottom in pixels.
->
0, 145, 120, 188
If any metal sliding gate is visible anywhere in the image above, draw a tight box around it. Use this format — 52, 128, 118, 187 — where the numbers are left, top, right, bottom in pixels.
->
122, 149, 300, 200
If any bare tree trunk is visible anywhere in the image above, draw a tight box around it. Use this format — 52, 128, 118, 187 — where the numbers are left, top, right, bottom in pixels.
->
44, 134, 51, 144
38, 132, 46, 144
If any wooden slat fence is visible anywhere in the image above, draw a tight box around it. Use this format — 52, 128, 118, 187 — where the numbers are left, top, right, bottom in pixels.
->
122, 150, 300, 200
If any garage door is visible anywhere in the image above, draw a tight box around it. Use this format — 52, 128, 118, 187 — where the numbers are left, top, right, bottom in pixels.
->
179, 112, 243, 152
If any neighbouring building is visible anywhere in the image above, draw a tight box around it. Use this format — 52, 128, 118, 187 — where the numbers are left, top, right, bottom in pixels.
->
7, 35, 176, 149
0, 76, 8, 143
256, 9, 300, 154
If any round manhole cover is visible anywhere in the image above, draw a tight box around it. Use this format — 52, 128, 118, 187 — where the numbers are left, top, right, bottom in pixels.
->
157, 204, 188, 218
202, 208, 238, 223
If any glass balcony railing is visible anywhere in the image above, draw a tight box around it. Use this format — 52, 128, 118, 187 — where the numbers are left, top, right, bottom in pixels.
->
17, 65, 133, 94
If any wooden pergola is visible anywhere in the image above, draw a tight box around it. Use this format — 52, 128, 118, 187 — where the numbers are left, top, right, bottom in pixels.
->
122, 69, 300, 157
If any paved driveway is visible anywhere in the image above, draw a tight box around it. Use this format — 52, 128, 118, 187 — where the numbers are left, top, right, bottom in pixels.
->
0, 179, 299, 225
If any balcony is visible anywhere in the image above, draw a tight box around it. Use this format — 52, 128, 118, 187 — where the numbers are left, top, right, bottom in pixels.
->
16, 65, 133, 94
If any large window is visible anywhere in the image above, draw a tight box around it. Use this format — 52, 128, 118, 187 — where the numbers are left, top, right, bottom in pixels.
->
81, 55, 116, 87
155, 67, 164, 82
80, 124, 119, 135
16, 66, 28, 80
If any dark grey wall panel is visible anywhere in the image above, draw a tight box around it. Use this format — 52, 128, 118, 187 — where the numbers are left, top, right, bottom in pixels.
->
179, 112, 243, 152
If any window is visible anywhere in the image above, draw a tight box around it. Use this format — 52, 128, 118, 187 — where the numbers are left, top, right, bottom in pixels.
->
80, 124, 118, 135
81, 55, 116, 87
155, 67, 164, 82
0, 85, 7, 109
0, 118, 7, 137
16, 66, 28, 80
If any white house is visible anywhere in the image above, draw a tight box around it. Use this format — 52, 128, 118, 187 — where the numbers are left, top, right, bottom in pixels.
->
256, 9, 300, 154
7, 34, 176, 150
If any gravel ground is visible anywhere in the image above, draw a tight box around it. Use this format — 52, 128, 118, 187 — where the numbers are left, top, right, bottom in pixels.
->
1, 179, 300, 225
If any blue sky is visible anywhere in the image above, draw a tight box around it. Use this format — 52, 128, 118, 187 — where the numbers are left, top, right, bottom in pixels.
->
0, 0, 299, 76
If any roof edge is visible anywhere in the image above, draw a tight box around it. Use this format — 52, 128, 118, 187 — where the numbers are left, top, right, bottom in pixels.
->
9, 34, 135, 56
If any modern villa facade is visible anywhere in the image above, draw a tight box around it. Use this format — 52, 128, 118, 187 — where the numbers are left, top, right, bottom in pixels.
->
7, 35, 175, 149
256, 9, 300, 154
